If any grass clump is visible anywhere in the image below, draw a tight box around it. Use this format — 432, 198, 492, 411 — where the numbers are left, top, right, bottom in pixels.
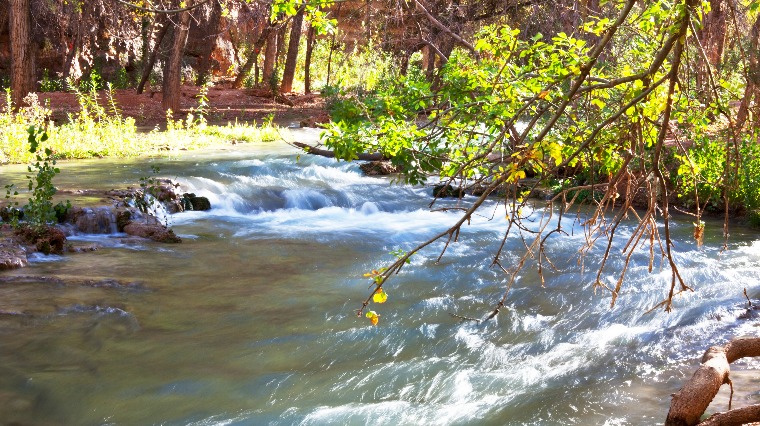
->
0, 85, 287, 165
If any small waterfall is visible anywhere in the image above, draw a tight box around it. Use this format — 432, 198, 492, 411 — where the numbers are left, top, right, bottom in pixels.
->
282, 189, 333, 210
71, 207, 118, 234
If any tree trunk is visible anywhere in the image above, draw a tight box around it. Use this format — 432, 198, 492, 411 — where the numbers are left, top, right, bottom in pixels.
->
325, 2, 342, 88
699, 0, 726, 66
162, 0, 194, 112
666, 337, 760, 426
326, 30, 336, 87
736, 14, 760, 129
275, 22, 288, 67
137, 17, 170, 94
9, 0, 35, 107
62, 15, 82, 83
280, 7, 305, 93
232, 25, 273, 89
254, 59, 259, 86
261, 28, 278, 88
365, 0, 372, 43
195, 0, 223, 85
304, 22, 315, 94
695, 0, 726, 103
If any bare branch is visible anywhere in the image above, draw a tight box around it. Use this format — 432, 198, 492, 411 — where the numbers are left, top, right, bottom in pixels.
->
116, 0, 214, 14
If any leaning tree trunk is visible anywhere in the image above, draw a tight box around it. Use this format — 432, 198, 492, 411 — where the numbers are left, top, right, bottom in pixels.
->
162, 0, 194, 112
9, 0, 35, 107
137, 18, 170, 94
280, 6, 305, 93
232, 25, 273, 89
666, 337, 760, 425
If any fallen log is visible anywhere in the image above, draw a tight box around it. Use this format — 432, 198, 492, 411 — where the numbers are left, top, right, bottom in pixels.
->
291, 142, 385, 162
666, 336, 760, 425
699, 404, 760, 426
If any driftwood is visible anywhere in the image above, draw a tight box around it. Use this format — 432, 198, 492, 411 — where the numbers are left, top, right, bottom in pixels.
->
291, 142, 385, 161
667, 336, 760, 425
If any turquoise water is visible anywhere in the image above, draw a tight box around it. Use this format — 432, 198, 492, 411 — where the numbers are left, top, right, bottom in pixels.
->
1, 131, 760, 425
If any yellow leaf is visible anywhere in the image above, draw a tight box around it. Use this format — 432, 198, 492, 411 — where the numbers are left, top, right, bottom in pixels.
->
373, 289, 388, 304
365, 311, 380, 326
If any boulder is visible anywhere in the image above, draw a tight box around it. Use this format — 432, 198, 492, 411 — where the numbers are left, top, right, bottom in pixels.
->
182, 193, 211, 211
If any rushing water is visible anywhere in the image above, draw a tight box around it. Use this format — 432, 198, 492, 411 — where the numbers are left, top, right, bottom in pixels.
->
1, 129, 760, 425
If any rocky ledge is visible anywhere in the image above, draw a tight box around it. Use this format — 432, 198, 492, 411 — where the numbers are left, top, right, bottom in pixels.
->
0, 180, 211, 270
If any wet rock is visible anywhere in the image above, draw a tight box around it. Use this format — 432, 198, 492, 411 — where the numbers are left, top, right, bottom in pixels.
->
14, 225, 66, 255
116, 210, 132, 232
191, 197, 211, 211
360, 161, 399, 176
182, 193, 211, 211
65, 206, 119, 234
433, 184, 464, 198
0, 237, 28, 270
738, 305, 760, 320
123, 222, 182, 243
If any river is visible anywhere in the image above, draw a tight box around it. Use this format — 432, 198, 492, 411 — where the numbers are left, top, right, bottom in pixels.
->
1, 128, 759, 425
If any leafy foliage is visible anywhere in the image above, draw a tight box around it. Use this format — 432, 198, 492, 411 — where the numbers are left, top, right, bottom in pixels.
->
21, 126, 70, 229
324, 0, 760, 317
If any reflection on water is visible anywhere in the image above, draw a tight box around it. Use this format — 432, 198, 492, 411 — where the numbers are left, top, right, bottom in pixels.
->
1, 131, 760, 425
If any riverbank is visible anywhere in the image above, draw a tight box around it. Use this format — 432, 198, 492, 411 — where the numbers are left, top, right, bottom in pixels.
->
39, 85, 327, 130
1, 86, 328, 164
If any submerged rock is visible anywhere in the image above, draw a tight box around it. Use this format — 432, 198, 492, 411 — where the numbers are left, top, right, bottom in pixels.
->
433, 184, 464, 198
123, 222, 182, 243
0, 236, 27, 270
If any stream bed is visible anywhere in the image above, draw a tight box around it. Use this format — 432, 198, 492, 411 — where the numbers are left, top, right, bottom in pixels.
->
1, 129, 760, 425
